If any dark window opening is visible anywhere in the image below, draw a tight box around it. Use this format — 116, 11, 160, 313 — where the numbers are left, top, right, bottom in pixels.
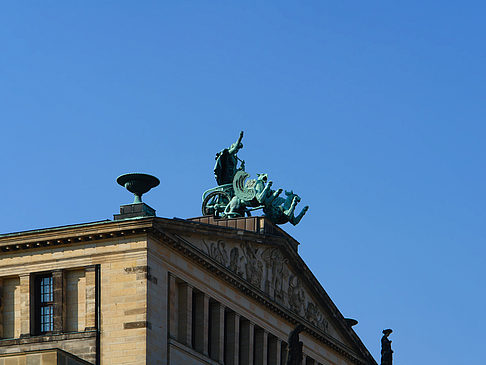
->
35, 274, 53, 333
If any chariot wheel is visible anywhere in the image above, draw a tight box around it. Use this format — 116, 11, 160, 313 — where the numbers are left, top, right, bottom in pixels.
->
202, 191, 231, 218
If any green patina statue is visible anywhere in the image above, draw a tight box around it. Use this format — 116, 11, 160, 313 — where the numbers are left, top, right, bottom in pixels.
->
202, 131, 308, 225
214, 131, 245, 185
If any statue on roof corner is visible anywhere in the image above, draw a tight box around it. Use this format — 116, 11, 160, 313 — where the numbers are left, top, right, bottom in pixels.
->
286, 324, 305, 365
202, 131, 309, 225
381, 329, 393, 365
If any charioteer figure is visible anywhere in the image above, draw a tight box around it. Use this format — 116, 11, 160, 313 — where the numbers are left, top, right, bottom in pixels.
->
214, 131, 245, 185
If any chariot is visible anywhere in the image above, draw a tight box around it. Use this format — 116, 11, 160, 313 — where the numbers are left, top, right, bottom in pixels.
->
201, 183, 234, 218
201, 171, 264, 218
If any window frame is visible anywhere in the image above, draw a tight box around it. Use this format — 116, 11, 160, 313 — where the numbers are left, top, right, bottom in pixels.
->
34, 273, 54, 334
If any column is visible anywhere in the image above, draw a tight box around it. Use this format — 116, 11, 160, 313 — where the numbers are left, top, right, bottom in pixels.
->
19, 274, 30, 336
240, 319, 254, 365
177, 282, 193, 346
268, 335, 281, 365
254, 327, 268, 365
209, 301, 225, 362
275, 339, 282, 365
52, 270, 64, 333
0, 278, 3, 338
193, 291, 209, 356
85, 266, 96, 331
168, 274, 178, 339
280, 342, 288, 365
224, 311, 240, 365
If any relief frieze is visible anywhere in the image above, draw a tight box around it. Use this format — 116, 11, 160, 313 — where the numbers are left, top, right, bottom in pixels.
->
195, 236, 329, 333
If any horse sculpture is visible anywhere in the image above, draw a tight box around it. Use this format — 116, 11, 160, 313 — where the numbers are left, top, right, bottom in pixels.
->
263, 188, 309, 225
224, 171, 309, 226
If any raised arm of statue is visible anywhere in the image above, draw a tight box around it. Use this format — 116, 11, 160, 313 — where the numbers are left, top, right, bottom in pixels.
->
228, 131, 244, 155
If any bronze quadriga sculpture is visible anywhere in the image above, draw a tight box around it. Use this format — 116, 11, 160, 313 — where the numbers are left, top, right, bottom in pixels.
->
202, 131, 308, 226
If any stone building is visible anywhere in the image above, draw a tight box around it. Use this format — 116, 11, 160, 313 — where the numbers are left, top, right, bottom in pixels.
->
0, 200, 377, 365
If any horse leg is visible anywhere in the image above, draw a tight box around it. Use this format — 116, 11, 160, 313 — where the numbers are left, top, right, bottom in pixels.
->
256, 181, 271, 203
290, 205, 309, 225
284, 196, 299, 219
267, 188, 282, 204
257, 181, 277, 204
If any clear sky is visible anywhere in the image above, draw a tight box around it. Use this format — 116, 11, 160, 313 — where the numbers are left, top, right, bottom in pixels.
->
1, 2, 485, 364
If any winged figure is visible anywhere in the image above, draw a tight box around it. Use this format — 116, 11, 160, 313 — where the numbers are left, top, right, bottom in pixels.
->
224, 171, 309, 225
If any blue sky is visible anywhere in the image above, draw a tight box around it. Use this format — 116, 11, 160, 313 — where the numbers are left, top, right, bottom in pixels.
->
1, 2, 485, 364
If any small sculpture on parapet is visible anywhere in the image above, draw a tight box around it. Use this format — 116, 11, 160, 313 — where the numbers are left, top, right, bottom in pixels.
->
380, 329, 393, 365
202, 131, 309, 225
286, 324, 305, 365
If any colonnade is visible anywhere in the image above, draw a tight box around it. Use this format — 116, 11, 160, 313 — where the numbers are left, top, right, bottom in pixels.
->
168, 274, 325, 365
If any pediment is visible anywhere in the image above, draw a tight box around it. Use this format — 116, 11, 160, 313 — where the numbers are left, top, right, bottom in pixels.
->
176, 232, 351, 346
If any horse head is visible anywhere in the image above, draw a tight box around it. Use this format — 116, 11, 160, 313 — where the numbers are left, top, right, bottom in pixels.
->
285, 190, 301, 202
256, 173, 268, 183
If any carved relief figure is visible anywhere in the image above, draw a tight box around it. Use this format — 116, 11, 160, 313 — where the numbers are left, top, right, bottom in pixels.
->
240, 241, 263, 287
276, 265, 290, 304
288, 275, 305, 315
212, 240, 229, 266
263, 248, 289, 304
305, 302, 328, 332
203, 240, 229, 267
305, 302, 319, 326
229, 247, 239, 272
229, 246, 245, 276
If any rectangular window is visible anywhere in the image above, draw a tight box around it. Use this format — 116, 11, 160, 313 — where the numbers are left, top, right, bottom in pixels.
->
35, 275, 53, 333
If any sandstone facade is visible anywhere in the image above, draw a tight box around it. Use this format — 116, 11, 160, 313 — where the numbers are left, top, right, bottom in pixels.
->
0, 216, 376, 365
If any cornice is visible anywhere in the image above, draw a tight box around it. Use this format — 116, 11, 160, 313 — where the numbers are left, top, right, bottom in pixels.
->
0, 218, 155, 252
